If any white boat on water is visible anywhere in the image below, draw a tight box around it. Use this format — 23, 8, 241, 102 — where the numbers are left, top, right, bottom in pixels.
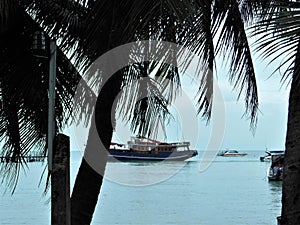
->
218, 149, 247, 157
267, 153, 284, 181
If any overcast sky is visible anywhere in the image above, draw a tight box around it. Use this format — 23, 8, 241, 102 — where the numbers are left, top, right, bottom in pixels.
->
67, 51, 290, 152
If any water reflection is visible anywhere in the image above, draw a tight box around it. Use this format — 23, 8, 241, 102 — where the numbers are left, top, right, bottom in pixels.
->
268, 181, 282, 206
268, 181, 282, 192
105, 160, 187, 186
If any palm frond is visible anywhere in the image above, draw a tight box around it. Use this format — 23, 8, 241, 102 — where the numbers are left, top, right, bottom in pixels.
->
116, 75, 170, 137
121, 0, 194, 42
0, 0, 19, 35
214, 0, 258, 127
252, 2, 300, 86
0, 10, 81, 192
187, 0, 215, 120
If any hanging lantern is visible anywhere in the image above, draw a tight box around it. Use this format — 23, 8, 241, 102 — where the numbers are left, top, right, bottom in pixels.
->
32, 31, 46, 50
31, 31, 47, 58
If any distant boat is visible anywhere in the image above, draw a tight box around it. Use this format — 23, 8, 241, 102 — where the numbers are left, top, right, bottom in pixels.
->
260, 150, 285, 162
108, 136, 198, 161
267, 152, 284, 181
218, 149, 247, 157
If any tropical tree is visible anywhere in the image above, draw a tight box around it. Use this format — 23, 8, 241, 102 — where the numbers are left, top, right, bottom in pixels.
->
1, 1, 278, 225
0, 1, 82, 192
65, 1, 262, 224
252, 1, 300, 224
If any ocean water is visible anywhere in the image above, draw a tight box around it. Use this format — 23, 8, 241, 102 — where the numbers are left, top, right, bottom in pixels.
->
0, 151, 282, 225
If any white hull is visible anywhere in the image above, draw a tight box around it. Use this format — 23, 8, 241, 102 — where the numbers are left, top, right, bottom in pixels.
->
222, 153, 247, 157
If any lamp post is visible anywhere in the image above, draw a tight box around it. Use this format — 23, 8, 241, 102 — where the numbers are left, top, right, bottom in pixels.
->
31, 31, 56, 171
48, 40, 56, 172
32, 31, 70, 225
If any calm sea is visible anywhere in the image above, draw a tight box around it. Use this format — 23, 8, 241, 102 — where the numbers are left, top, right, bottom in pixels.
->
0, 151, 282, 225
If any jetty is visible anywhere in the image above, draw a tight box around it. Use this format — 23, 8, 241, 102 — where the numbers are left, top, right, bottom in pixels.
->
0, 155, 45, 163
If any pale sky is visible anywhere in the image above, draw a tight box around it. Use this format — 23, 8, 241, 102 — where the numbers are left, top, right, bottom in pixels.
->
215, 59, 289, 151
67, 52, 290, 152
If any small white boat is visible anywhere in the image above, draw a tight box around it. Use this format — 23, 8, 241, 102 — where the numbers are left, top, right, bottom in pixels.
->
219, 149, 247, 157
267, 153, 284, 181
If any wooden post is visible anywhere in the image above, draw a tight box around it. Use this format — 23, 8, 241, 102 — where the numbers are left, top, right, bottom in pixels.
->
52, 133, 71, 225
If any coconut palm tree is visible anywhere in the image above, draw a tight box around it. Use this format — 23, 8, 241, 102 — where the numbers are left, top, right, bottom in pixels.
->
252, 2, 300, 224
0, 1, 82, 192
1, 1, 266, 224
68, 1, 263, 224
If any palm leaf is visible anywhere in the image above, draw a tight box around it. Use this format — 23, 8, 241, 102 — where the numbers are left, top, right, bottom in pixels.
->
252, 2, 300, 86
213, 0, 258, 127
0, 10, 82, 192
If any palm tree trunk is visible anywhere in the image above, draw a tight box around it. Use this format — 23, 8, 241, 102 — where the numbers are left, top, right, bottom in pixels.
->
70, 157, 107, 225
281, 64, 300, 224
71, 72, 123, 225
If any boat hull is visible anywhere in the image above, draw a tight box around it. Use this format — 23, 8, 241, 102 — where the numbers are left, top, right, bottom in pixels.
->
268, 176, 283, 181
218, 150, 247, 157
108, 149, 198, 161
222, 153, 247, 157
267, 153, 284, 181
267, 170, 283, 181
